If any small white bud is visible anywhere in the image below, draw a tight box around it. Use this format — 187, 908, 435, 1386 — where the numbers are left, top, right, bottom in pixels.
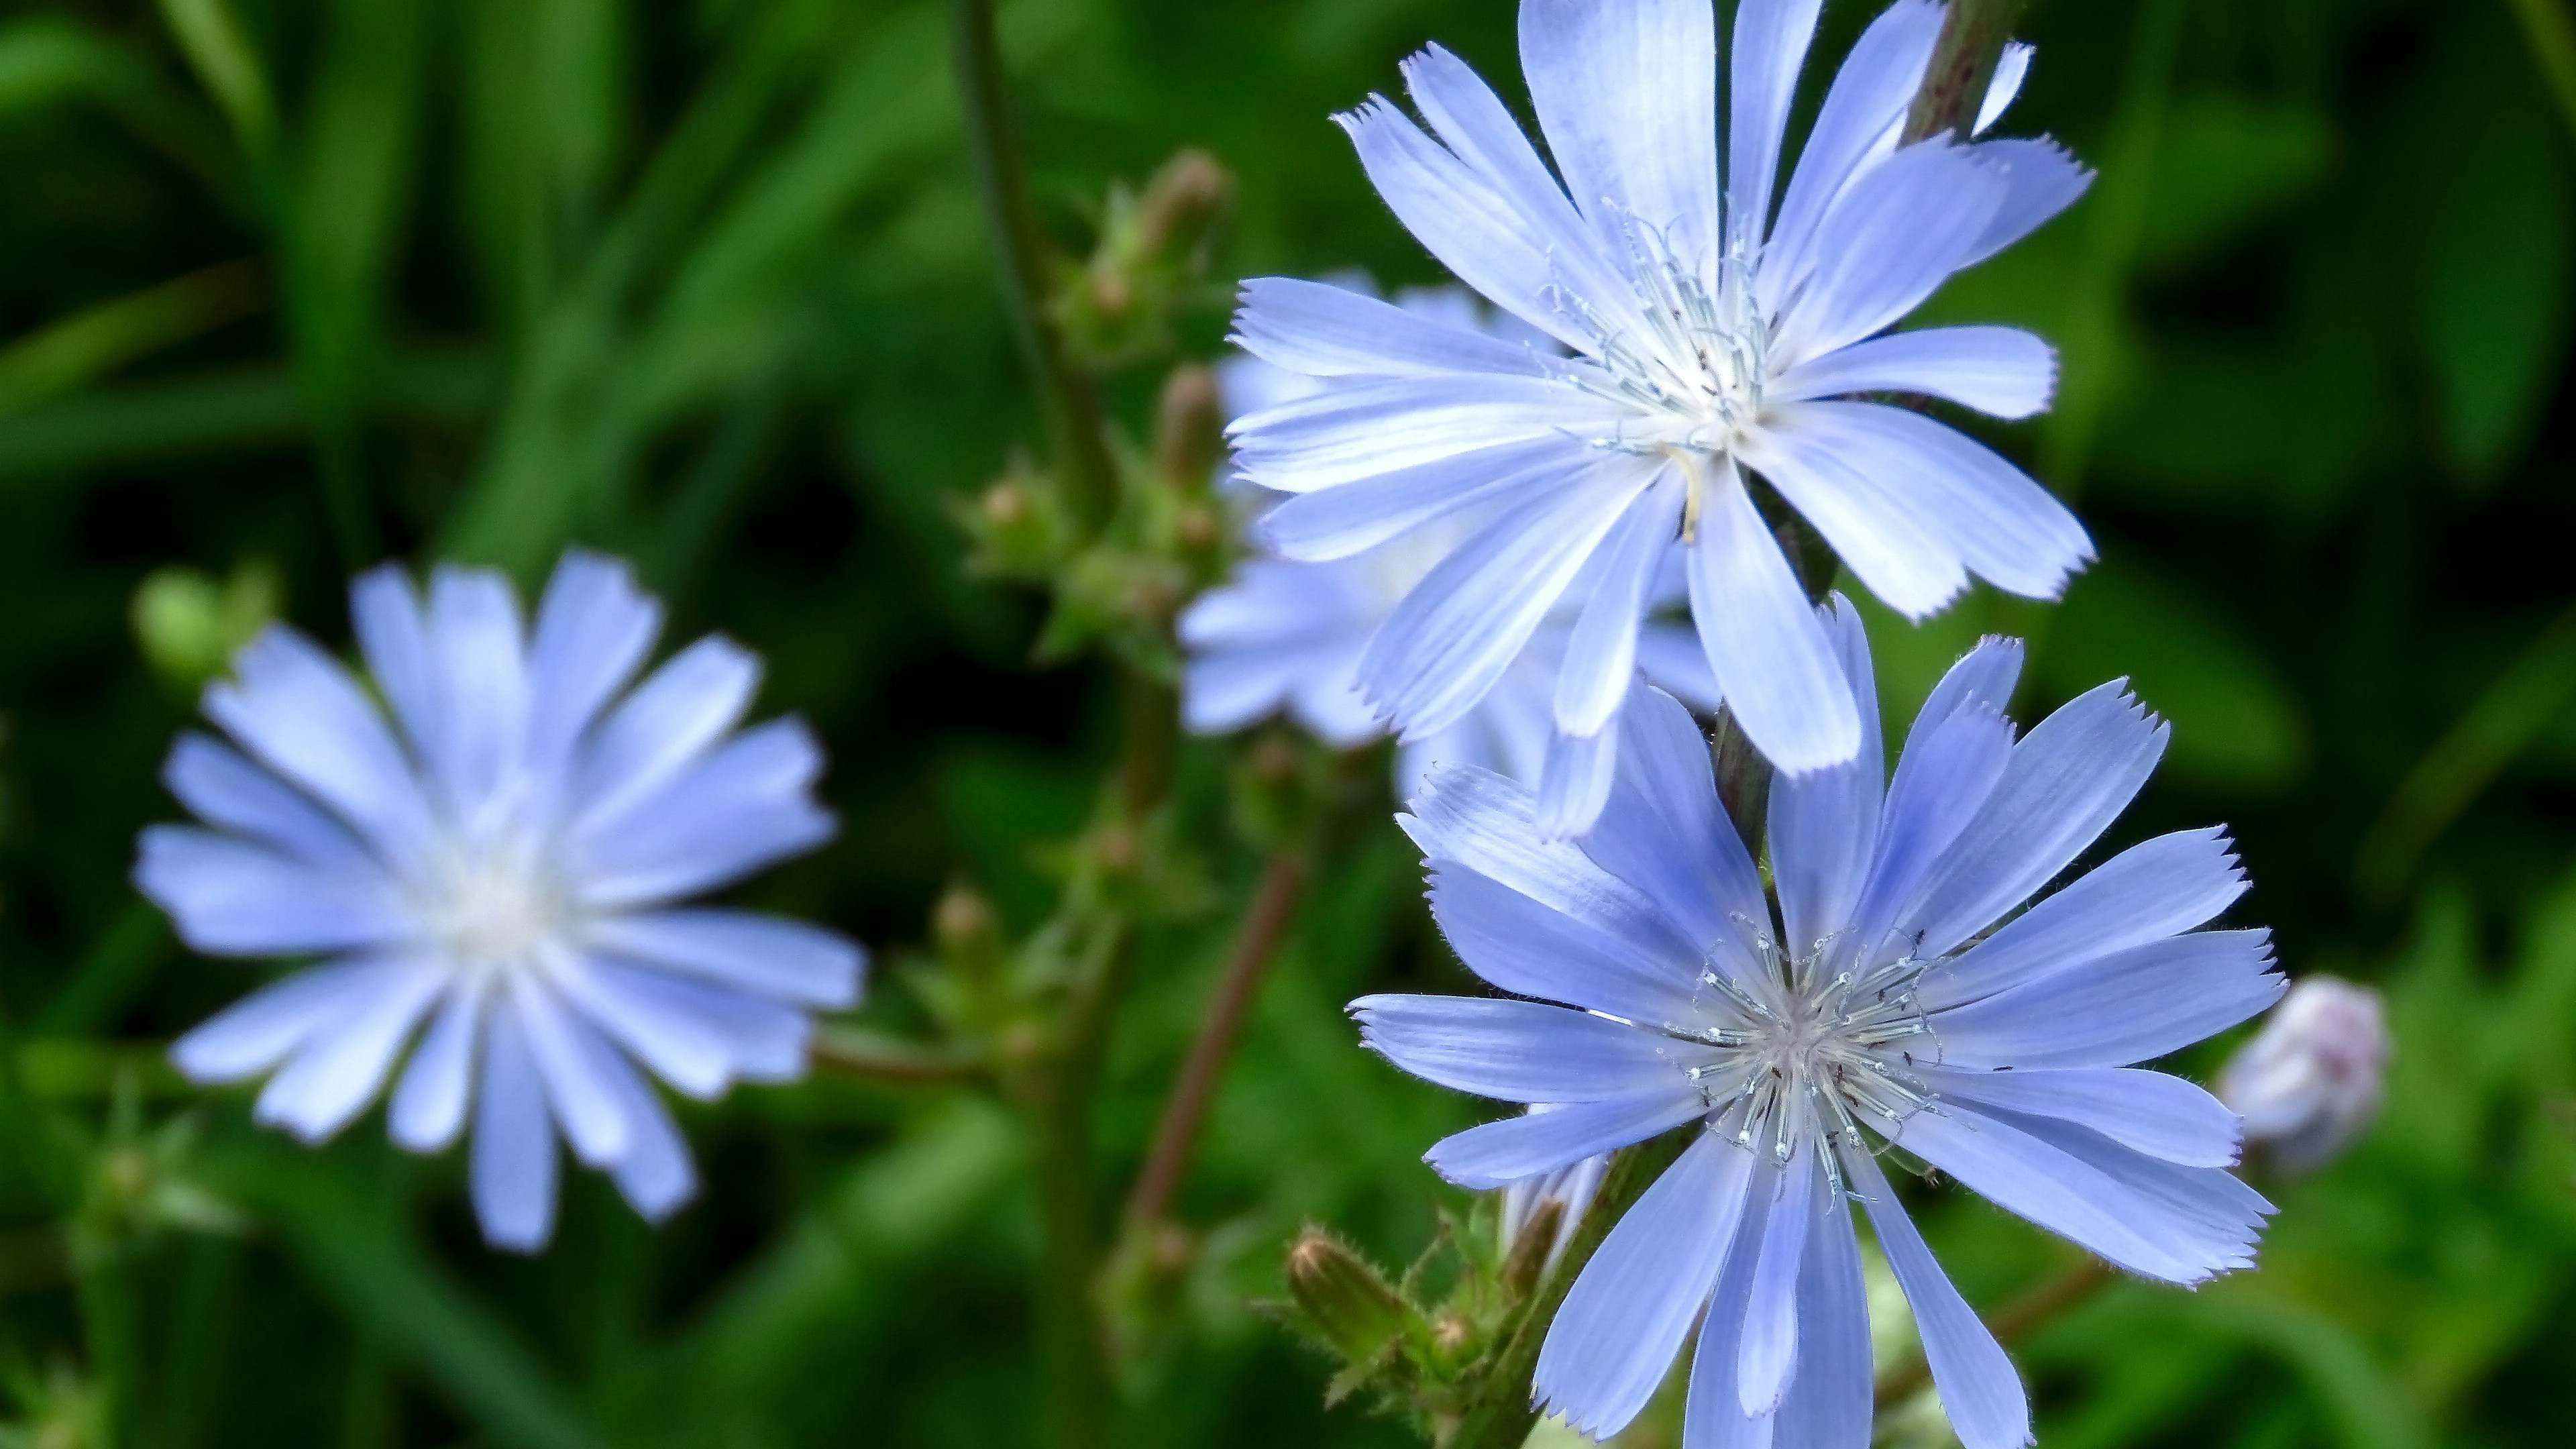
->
2218, 976, 2390, 1172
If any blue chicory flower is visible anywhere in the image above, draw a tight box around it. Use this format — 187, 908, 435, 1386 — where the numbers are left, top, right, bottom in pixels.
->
1229, 0, 2094, 832
137, 550, 865, 1252
1183, 281, 1717, 798
1353, 600, 2277, 1448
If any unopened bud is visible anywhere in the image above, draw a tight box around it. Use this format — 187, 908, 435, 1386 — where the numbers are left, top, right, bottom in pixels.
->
934, 883, 998, 957
1498, 1113, 1607, 1270
1283, 1226, 1416, 1363
1152, 364, 1224, 488
2217, 976, 2390, 1173
1134, 148, 1233, 260
980, 480, 1030, 528
131, 557, 280, 691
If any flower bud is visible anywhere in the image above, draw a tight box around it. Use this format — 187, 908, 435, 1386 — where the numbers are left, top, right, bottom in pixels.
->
2217, 976, 2390, 1172
131, 557, 280, 692
1498, 1110, 1607, 1270
1283, 1225, 1417, 1364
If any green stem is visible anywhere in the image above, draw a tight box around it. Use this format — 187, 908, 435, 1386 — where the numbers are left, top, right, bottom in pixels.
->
72, 1230, 138, 1449
948, 0, 1118, 527
1901, 0, 2029, 144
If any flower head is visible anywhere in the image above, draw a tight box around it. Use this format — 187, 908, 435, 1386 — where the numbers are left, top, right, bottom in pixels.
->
138, 551, 865, 1252
1182, 280, 1719, 797
1230, 0, 2094, 832
1352, 600, 2278, 1448
2218, 976, 2389, 1173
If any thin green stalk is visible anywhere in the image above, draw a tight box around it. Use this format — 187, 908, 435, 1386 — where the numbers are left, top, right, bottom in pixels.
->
948, 0, 1117, 526
2506, 0, 2576, 144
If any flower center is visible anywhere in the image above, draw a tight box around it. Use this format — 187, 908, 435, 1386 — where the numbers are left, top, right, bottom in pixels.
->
1552, 221, 1772, 463
425, 835, 569, 973
1675, 930, 1941, 1177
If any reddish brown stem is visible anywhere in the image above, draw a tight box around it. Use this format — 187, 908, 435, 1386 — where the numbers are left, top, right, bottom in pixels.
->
1874, 1256, 2112, 1407
1122, 853, 1306, 1230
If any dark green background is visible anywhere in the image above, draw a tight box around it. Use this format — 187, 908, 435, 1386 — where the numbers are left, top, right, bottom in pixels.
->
0, 0, 2567, 1446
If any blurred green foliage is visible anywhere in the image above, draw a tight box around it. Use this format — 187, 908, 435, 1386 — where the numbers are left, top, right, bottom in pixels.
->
0, 0, 2567, 1446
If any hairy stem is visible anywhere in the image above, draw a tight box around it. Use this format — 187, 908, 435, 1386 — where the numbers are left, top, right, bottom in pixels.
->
948, 0, 1118, 525
1902, 0, 2029, 144
1122, 852, 1307, 1232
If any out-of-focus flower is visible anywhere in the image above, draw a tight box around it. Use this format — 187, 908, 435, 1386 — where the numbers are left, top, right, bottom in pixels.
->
1352, 602, 2279, 1449
2218, 976, 2390, 1172
138, 550, 865, 1252
1182, 279, 1716, 798
1230, 0, 2094, 832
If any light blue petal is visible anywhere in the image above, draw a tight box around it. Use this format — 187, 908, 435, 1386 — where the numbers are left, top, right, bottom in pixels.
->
1837, 1140, 2029, 1449
1957, 138, 2091, 266
1430, 863, 1706, 1028
1688, 464, 1863, 775
389, 979, 484, 1152
1404, 763, 1700, 967
1580, 684, 1773, 984
1426, 1088, 1707, 1191
1907, 636, 2025, 747
1360, 466, 1657, 736
1779, 402, 2092, 602
347, 564, 436, 755
471, 1005, 559, 1253
583, 909, 865, 1010
547, 951, 737, 1099
1554, 474, 1685, 738
1761, 0, 1944, 305
573, 633, 761, 826
1929, 928, 2282, 1069
1845, 703, 2014, 967
1974, 44, 2034, 136
574, 961, 810, 1084
1773, 327, 2057, 420
1774, 143, 2004, 365
423, 565, 529, 817
1351, 994, 1711, 1102
1230, 372, 1615, 494
252, 955, 446, 1143
1772, 1167, 1871, 1449
1538, 1128, 1754, 1436
1741, 417, 1970, 621
505, 973, 633, 1167
1230, 274, 1554, 380
1255, 438, 1569, 562
1401, 42, 1651, 330
1331, 97, 1604, 352
1636, 621, 1724, 713
204, 627, 436, 863
1766, 597, 1881, 955
1900, 681, 2165, 957
575, 719, 836, 908
1536, 720, 1623, 840
162, 733, 372, 869
1737, 1146, 1819, 1414
1725, 0, 1825, 254
136, 826, 407, 957
1682, 1159, 1776, 1449
1517, 0, 1719, 278
597, 1049, 698, 1223
1883, 1099, 2265, 1284
527, 549, 663, 772
1921, 826, 2247, 1011
1923, 1066, 2243, 1167
170, 957, 394, 1083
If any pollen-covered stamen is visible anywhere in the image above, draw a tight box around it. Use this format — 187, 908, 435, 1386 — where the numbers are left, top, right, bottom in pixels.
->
1545, 218, 1773, 466
1658, 925, 1947, 1171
